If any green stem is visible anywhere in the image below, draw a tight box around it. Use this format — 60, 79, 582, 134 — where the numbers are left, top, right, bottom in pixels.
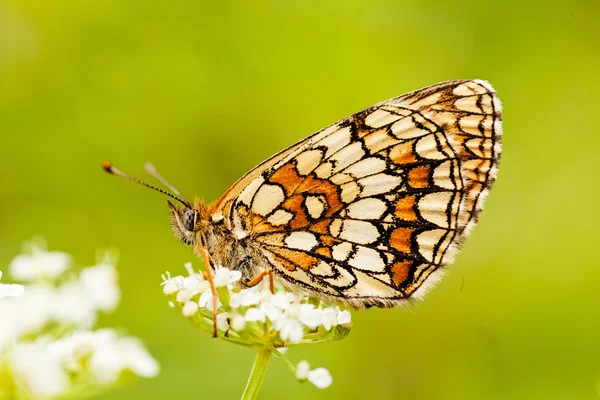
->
241, 349, 271, 400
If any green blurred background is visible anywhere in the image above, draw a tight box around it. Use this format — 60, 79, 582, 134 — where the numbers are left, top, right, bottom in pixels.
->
1, 0, 599, 399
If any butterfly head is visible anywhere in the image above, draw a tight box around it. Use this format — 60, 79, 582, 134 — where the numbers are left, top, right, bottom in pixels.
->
168, 201, 203, 245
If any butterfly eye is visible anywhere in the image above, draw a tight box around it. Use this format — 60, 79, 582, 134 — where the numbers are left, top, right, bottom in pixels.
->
182, 208, 198, 232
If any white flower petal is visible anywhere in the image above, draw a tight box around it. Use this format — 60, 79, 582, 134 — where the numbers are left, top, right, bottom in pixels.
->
277, 318, 304, 343
182, 301, 199, 317
118, 337, 160, 378
0, 282, 25, 299
10, 341, 70, 396
269, 292, 295, 310
231, 314, 246, 331
336, 309, 352, 324
298, 304, 323, 329
176, 289, 194, 303
308, 367, 333, 389
261, 302, 283, 322
244, 307, 266, 323
79, 263, 120, 312
213, 267, 241, 287
198, 291, 221, 311
321, 308, 337, 331
230, 289, 261, 308
9, 246, 71, 282
216, 312, 230, 331
295, 360, 310, 380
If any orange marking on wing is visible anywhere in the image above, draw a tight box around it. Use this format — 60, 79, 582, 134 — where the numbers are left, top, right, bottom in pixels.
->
320, 235, 336, 246
395, 195, 418, 221
272, 248, 319, 270
389, 227, 415, 253
269, 162, 305, 196
390, 141, 417, 164
309, 220, 331, 235
283, 195, 309, 229
315, 247, 332, 258
270, 252, 297, 271
298, 176, 343, 216
408, 165, 431, 188
390, 260, 411, 286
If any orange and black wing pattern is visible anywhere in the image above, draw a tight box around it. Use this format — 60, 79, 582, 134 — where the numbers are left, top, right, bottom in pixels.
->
214, 80, 502, 308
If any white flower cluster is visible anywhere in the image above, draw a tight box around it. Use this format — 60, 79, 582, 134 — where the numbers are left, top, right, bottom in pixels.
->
295, 360, 333, 389
0, 271, 24, 300
162, 262, 353, 389
0, 240, 159, 399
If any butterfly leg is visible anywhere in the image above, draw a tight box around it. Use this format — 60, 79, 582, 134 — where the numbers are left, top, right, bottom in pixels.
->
246, 269, 275, 294
200, 247, 218, 338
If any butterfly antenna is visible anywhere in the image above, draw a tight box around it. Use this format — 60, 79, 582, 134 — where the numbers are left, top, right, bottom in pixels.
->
102, 161, 190, 207
144, 161, 184, 198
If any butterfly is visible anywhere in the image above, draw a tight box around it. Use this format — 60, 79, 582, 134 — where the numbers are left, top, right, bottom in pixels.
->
104, 79, 501, 324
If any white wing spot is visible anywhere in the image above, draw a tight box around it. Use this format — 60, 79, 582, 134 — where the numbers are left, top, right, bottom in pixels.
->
267, 209, 294, 226
348, 246, 385, 272
305, 195, 325, 219
332, 242, 353, 261
346, 197, 388, 220
416, 229, 446, 262
314, 162, 334, 179
295, 149, 323, 176
329, 219, 342, 236
415, 134, 450, 160
344, 157, 386, 179
252, 184, 285, 216
358, 173, 402, 197
285, 231, 318, 251
418, 192, 452, 227
316, 126, 352, 157
237, 176, 265, 206
340, 181, 360, 203
330, 142, 365, 173
339, 220, 379, 244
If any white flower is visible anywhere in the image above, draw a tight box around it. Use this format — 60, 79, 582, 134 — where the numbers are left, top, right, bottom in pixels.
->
44, 329, 159, 384
161, 272, 183, 295
163, 261, 353, 392
1, 240, 159, 399
295, 361, 332, 389
297, 304, 323, 330
336, 309, 351, 325
295, 360, 310, 380
244, 300, 283, 323
9, 244, 70, 282
266, 291, 295, 310
182, 301, 199, 317
244, 307, 267, 323
321, 307, 338, 331
230, 314, 246, 331
10, 340, 69, 397
216, 312, 230, 331
174, 273, 209, 302
53, 281, 98, 327
0, 271, 25, 299
229, 288, 261, 308
79, 262, 120, 312
308, 367, 333, 389
198, 290, 222, 311
275, 316, 304, 343
213, 266, 242, 287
